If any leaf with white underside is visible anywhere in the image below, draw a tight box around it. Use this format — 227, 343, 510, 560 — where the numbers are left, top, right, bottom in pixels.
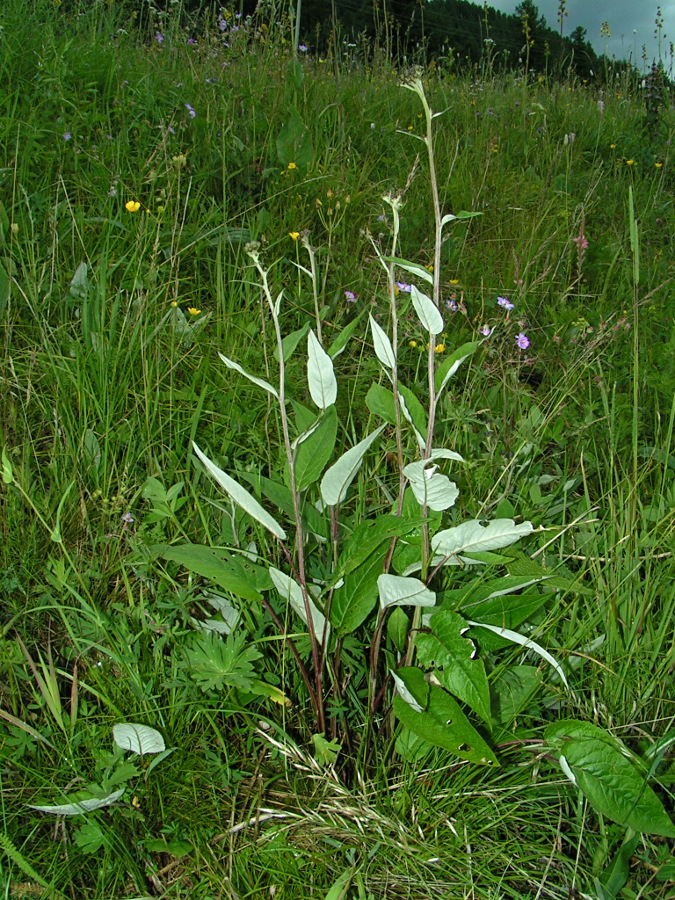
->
403, 458, 459, 512
113, 723, 166, 755
218, 353, 278, 399
378, 574, 436, 610
431, 519, 533, 563
410, 284, 443, 335
383, 257, 434, 285
369, 315, 396, 373
390, 670, 424, 712
269, 567, 329, 642
320, 425, 385, 507
468, 621, 568, 688
307, 329, 337, 409
29, 789, 125, 816
193, 443, 287, 541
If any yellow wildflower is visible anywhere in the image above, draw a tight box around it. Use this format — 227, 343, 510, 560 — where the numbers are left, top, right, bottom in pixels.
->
626, 159, 635, 166
289, 232, 300, 240
449, 278, 459, 285
125, 200, 141, 212
187, 307, 201, 316
655, 162, 663, 168
610, 143, 617, 149
434, 343, 445, 353
287, 162, 297, 170
170, 301, 178, 307
409, 340, 417, 348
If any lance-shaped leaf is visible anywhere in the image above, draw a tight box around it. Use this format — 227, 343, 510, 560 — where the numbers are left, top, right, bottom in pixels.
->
274, 323, 310, 362
434, 341, 481, 397
416, 610, 491, 725
193, 443, 287, 540
218, 353, 278, 399
403, 458, 459, 512
320, 425, 385, 507
29, 788, 126, 817
377, 574, 436, 610
113, 723, 166, 755
468, 621, 568, 688
410, 284, 443, 335
307, 329, 337, 409
391, 669, 424, 712
369, 315, 396, 374
293, 406, 338, 490
431, 519, 533, 563
383, 257, 434, 285
269, 567, 329, 643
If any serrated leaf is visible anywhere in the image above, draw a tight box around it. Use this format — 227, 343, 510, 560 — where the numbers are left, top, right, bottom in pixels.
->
193, 443, 287, 540
74, 823, 105, 853
218, 353, 278, 398
417, 609, 491, 724
378, 574, 436, 610
269, 567, 329, 643
185, 631, 261, 693
29, 788, 125, 816
369, 315, 396, 373
320, 426, 385, 507
113, 723, 165, 755
410, 284, 443, 334
307, 329, 337, 409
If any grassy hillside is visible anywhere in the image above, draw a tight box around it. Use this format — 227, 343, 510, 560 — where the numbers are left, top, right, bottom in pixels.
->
0, 2, 674, 897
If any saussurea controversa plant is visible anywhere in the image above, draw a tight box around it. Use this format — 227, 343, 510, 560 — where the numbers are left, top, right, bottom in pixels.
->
186, 73, 570, 764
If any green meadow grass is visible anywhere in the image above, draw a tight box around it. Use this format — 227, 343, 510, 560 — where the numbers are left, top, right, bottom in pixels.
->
0, 1, 674, 897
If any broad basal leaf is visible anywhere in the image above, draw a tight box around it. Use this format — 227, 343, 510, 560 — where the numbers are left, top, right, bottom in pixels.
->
113, 723, 165, 755
293, 406, 338, 490
431, 519, 533, 564
378, 574, 436, 610
403, 458, 459, 512
159, 543, 266, 602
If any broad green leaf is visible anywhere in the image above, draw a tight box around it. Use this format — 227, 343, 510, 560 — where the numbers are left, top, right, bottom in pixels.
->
387, 607, 410, 654
239, 471, 326, 539
365, 382, 427, 442
113, 723, 165, 755
29, 788, 125, 816
276, 106, 313, 173
365, 382, 396, 424
193, 443, 287, 541
2, 446, 14, 484
410, 284, 443, 334
320, 426, 385, 507
391, 668, 424, 711
469, 620, 568, 688
274, 323, 309, 362
330, 553, 381, 636
377, 574, 436, 610
269, 567, 329, 643
393, 677, 498, 766
336, 516, 418, 580
431, 519, 533, 563
403, 458, 459, 512
312, 733, 341, 766
307, 329, 337, 409
369, 315, 396, 373
185, 631, 261, 693
416, 610, 491, 724
159, 544, 265, 602
323, 867, 354, 900
145, 838, 193, 858
546, 721, 675, 837
218, 352, 278, 399
434, 342, 481, 396
294, 406, 338, 490
69, 261, 89, 299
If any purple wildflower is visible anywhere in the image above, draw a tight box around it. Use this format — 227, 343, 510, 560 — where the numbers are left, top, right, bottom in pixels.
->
155, 32, 164, 44
63, 132, 72, 141
121, 512, 135, 523
445, 298, 458, 312
187, 37, 196, 44
396, 282, 412, 293
298, 44, 308, 52
516, 332, 530, 350
497, 296, 514, 310
480, 325, 492, 336
344, 291, 356, 302
185, 103, 196, 119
